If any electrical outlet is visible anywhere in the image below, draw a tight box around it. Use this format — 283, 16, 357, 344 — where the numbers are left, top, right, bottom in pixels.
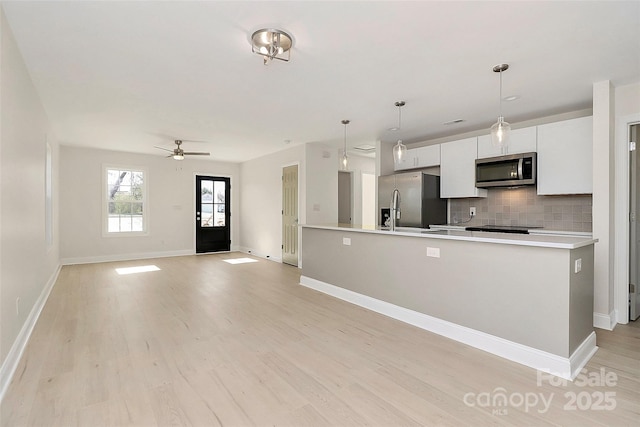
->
426, 247, 440, 258
470, 207, 476, 217
343, 237, 351, 246
575, 258, 582, 273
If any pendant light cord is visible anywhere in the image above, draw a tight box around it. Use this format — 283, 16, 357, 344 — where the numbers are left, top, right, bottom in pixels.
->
499, 69, 503, 118
343, 123, 347, 152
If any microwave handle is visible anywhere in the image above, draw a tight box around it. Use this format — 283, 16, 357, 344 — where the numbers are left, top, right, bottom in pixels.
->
517, 158, 524, 180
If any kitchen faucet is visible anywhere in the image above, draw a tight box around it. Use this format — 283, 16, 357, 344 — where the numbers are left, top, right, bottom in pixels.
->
390, 189, 400, 231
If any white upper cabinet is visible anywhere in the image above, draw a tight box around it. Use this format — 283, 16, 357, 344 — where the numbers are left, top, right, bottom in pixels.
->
440, 137, 488, 198
477, 126, 537, 159
394, 144, 440, 171
536, 116, 593, 195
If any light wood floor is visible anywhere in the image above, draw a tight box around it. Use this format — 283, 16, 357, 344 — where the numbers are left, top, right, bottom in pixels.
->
1, 253, 639, 426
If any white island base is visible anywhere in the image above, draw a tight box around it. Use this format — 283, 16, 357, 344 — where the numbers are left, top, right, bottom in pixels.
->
300, 225, 598, 380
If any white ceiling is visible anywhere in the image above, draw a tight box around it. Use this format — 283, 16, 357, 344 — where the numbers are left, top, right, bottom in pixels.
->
3, 1, 639, 162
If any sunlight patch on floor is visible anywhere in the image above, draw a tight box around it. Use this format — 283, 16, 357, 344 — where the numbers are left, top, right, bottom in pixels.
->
223, 257, 258, 265
115, 265, 161, 275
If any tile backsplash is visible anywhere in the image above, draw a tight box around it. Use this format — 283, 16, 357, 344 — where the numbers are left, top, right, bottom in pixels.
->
449, 187, 592, 232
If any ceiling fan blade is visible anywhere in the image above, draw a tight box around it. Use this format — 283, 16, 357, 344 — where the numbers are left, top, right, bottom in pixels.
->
184, 152, 210, 156
165, 154, 175, 158
180, 139, 210, 143
154, 146, 174, 152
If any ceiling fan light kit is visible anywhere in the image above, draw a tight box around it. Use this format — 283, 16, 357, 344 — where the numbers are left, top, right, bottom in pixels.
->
155, 140, 210, 160
251, 28, 293, 65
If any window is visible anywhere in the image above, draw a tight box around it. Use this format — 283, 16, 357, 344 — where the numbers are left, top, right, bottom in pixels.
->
105, 167, 147, 234
200, 179, 226, 227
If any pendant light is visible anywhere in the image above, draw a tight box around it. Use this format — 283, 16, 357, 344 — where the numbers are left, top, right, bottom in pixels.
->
490, 64, 511, 148
341, 119, 350, 170
392, 101, 407, 164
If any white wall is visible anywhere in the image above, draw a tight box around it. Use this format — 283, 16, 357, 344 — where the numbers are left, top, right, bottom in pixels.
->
613, 82, 640, 324
343, 154, 376, 226
305, 142, 339, 225
238, 141, 348, 263
239, 144, 306, 261
592, 81, 616, 329
1, 7, 60, 391
59, 146, 240, 263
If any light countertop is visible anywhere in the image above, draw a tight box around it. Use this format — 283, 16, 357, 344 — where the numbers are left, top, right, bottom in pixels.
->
300, 223, 597, 249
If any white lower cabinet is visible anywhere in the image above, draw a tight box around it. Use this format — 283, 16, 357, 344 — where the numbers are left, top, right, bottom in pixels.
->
536, 116, 592, 195
477, 126, 537, 159
440, 137, 487, 198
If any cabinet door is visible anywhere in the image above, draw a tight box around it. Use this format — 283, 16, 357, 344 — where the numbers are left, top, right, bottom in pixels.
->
393, 148, 418, 171
477, 126, 537, 159
537, 116, 592, 195
440, 137, 488, 198
414, 144, 441, 168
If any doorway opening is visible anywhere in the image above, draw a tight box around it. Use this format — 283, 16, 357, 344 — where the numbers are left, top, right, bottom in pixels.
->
338, 171, 352, 224
362, 172, 376, 227
195, 175, 231, 253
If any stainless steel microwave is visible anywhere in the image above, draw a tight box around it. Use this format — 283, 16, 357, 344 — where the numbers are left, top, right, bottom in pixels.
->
475, 152, 536, 188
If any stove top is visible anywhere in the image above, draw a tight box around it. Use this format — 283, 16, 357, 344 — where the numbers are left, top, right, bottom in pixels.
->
465, 225, 542, 234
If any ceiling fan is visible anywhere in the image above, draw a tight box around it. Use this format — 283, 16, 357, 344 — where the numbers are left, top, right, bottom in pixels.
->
154, 139, 210, 160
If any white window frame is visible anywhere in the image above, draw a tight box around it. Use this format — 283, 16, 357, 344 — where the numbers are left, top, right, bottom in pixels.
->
103, 164, 148, 237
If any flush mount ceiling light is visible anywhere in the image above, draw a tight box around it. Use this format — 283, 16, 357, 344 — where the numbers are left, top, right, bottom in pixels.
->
392, 101, 407, 164
251, 28, 293, 65
341, 119, 350, 170
490, 63, 511, 148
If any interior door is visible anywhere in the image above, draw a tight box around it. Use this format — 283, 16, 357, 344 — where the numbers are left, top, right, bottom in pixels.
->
282, 165, 298, 266
196, 176, 230, 253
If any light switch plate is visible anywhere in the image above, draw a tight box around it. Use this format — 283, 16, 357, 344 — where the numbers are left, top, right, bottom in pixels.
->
575, 258, 582, 273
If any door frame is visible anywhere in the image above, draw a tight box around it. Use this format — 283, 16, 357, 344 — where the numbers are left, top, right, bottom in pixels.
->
193, 173, 234, 254
614, 114, 640, 324
282, 161, 301, 267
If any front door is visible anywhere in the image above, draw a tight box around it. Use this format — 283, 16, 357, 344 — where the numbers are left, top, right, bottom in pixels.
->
196, 175, 230, 253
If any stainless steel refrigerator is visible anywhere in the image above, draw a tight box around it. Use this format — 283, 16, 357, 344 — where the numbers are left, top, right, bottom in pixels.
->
378, 172, 447, 228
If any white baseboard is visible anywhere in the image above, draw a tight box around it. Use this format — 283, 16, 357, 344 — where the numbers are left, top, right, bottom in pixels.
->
238, 247, 282, 264
0, 264, 61, 403
593, 310, 617, 331
569, 331, 598, 379
300, 275, 597, 380
61, 249, 194, 265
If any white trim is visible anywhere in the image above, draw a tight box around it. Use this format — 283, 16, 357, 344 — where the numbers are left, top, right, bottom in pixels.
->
238, 246, 282, 264
568, 332, 599, 380
61, 249, 193, 265
614, 114, 640, 325
593, 310, 617, 331
300, 275, 597, 380
0, 264, 61, 403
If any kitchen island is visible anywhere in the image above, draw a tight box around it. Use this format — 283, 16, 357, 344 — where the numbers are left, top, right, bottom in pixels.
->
300, 224, 598, 379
